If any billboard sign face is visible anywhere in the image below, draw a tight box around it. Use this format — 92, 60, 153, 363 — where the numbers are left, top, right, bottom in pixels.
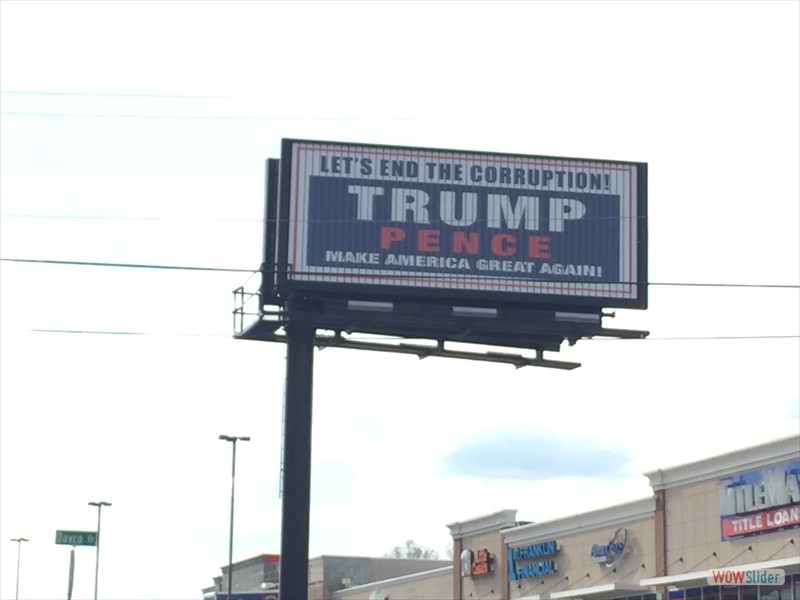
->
278, 139, 647, 309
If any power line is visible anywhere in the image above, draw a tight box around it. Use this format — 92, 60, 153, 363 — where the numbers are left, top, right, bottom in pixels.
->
1, 258, 794, 339
0, 257, 255, 273
28, 329, 228, 338
0, 111, 444, 122
649, 282, 799, 289
0, 90, 474, 102
1, 214, 261, 223
20, 328, 800, 341
1, 257, 798, 289
0, 90, 234, 99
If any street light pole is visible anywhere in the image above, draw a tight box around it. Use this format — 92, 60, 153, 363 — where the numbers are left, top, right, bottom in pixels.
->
88, 501, 111, 600
219, 434, 250, 599
11, 537, 29, 600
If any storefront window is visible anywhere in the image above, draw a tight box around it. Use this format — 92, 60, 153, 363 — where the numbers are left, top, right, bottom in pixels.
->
669, 590, 686, 600
763, 578, 788, 600
704, 586, 721, 600
721, 584, 740, 600
739, 585, 758, 600
756, 573, 793, 600
672, 577, 799, 600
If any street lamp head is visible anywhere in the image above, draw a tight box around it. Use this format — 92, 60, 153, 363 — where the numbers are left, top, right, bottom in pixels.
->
11, 538, 29, 542
219, 434, 250, 442
89, 501, 112, 507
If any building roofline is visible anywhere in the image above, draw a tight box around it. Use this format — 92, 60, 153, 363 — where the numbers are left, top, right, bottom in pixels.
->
448, 508, 519, 539
313, 554, 450, 564
645, 435, 800, 491
504, 497, 655, 545
331, 565, 453, 597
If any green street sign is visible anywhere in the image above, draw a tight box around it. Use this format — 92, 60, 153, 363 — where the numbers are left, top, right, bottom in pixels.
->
55, 530, 97, 546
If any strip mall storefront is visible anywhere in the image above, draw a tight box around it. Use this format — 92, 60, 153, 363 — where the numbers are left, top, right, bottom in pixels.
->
447, 436, 799, 600
451, 498, 658, 600
641, 437, 799, 600
333, 436, 798, 600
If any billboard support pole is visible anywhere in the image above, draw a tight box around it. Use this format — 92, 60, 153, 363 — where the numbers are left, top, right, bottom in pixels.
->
278, 314, 315, 600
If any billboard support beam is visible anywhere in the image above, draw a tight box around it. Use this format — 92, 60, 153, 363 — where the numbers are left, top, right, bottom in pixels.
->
278, 314, 315, 600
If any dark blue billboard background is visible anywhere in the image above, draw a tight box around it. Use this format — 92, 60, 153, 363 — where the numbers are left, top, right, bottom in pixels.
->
302, 177, 622, 284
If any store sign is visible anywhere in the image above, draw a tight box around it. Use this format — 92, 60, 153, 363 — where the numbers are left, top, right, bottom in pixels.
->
590, 528, 628, 567
507, 539, 558, 581
460, 548, 492, 576
718, 460, 800, 540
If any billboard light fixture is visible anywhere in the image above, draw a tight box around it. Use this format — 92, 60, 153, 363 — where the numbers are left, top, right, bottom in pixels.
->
555, 311, 601, 324
347, 300, 394, 313
452, 306, 498, 318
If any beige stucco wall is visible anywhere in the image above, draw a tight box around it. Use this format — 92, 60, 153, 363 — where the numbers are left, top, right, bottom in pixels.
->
507, 513, 656, 600
459, 528, 509, 600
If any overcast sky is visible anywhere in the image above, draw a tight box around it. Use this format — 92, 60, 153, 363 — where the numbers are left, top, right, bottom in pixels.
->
1, 1, 798, 599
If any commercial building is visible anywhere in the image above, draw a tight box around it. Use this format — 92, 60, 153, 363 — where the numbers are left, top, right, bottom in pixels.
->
202, 554, 451, 599
203, 436, 799, 600
340, 435, 799, 600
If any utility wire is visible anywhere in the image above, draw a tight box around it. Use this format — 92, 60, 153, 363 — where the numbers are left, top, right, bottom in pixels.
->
0, 111, 443, 121
0, 90, 235, 99
0, 257, 255, 273
1, 214, 261, 222
1, 257, 798, 289
0, 90, 472, 101
21, 328, 800, 341
650, 282, 798, 289
28, 329, 229, 338
3, 258, 795, 338
3, 259, 796, 339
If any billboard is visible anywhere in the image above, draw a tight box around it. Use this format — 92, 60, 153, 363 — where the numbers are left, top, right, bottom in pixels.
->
274, 139, 647, 309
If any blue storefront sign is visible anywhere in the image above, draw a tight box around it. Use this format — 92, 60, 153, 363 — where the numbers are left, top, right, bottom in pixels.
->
508, 539, 559, 581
